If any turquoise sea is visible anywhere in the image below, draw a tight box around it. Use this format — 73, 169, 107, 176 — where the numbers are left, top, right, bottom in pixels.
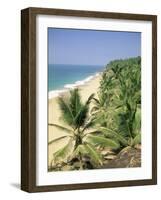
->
48, 64, 104, 96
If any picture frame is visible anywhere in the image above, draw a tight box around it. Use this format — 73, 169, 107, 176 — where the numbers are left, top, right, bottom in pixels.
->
21, 7, 157, 192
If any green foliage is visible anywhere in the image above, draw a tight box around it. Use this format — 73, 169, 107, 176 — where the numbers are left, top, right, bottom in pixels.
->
85, 134, 120, 150
132, 133, 141, 146
92, 57, 141, 148
49, 88, 119, 170
49, 57, 142, 171
99, 127, 128, 146
83, 143, 103, 166
58, 89, 94, 129
54, 138, 75, 163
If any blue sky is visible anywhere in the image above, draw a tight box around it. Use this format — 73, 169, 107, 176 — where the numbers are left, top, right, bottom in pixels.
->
48, 28, 141, 65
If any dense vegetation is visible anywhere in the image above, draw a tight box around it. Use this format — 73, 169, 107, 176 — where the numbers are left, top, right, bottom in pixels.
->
49, 57, 141, 171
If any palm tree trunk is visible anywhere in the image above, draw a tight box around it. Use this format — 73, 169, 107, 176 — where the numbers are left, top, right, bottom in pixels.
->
79, 153, 83, 170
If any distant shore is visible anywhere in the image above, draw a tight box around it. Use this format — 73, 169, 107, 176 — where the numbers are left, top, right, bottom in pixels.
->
48, 74, 101, 167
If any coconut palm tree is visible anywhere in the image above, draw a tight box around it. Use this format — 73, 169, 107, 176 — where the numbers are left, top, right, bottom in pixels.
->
92, 57, 141, 149
49, 88, 120, 171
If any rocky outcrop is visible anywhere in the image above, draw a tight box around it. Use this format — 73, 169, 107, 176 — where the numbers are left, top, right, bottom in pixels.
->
102, 146, 141, 169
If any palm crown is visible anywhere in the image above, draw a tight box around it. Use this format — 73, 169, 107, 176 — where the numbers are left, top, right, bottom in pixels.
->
49, 88, 120, 170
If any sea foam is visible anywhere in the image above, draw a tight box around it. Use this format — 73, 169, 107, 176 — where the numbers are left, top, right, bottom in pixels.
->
48, 73, 100, 99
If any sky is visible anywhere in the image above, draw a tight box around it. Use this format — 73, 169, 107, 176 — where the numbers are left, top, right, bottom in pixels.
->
48, 28, 141, 66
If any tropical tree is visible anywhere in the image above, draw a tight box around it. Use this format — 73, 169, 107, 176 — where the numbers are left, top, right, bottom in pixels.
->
92, 57, 141, 149
49, 88, 120, 171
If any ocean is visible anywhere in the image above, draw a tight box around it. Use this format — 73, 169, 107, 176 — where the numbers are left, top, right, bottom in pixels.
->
48, 64, 105, 98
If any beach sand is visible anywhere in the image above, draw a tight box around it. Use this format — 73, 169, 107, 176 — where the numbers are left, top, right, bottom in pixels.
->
48, 74, 101, 168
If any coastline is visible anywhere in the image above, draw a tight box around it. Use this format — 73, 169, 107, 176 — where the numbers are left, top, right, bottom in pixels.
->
48, 72, 101, 99
48, 73, 101, 167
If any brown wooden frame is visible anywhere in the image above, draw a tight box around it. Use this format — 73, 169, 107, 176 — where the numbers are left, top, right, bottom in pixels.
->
21, 7, 157, 193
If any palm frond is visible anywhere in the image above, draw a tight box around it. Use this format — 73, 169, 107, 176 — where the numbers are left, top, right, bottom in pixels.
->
117, 113, 131, 138
92, 97, 100, 105
57, 97, 74, 125
73, 92, 94, 128
48, 135, 70, 145
133, 107, 141, 136
74, 93, 94, 126
132, 133, 141, 146
74, 104, 89, 128
53, 138, 75, 163
73, 144, 88, 157
69, 88, 82, 117
83, 130, 102, 137
48, 123, 74, 135
86, 93, 95, 104
99, 127, 128, 146
81, 119, 95, 133
84, 135, 120, 150
84, 143, 103, 166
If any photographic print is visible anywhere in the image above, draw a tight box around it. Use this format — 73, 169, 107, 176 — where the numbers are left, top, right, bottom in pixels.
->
48, 28, 141, 172
21, 8, 157, 192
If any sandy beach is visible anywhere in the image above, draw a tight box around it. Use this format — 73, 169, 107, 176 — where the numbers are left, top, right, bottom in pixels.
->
48, 74, 101, 168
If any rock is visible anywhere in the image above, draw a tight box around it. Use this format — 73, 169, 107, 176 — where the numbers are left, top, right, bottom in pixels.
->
101, 149, 116, 156
61, 165, 73, 171
135, 144, 141, 150
82, 155, 91, 162
101, 147, 141, 169
101, 150, 109, 156
104, 155, 117, 160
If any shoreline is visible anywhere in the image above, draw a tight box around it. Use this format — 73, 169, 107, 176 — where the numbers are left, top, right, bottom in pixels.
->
48, 72, 101, 99
48, 73, 101, 167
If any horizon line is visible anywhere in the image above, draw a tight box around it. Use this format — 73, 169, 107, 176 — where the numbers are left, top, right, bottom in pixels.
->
48, 63, 105, 66
48, 56, 141, 66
